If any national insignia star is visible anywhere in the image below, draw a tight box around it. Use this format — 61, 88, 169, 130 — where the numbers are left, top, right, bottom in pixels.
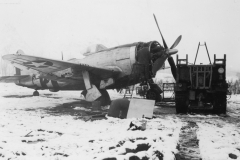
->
28, 62, 49, 68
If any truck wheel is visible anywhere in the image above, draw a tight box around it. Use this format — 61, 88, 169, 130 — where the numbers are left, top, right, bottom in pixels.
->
146, 89, 161, 102
213, 92, 226, 114
175, 91, 188, 114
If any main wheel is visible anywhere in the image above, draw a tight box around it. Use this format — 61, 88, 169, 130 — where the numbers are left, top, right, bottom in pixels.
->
96, 89, 111, 106
175, 91, 188, 114
213, 92, 226, 114
146, 89, 161, 102
33, 90, 39, 96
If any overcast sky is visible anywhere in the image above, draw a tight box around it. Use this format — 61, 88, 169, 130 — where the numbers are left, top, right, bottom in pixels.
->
0, 0, 240, 74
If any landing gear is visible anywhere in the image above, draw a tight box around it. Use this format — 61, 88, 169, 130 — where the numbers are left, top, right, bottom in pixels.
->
145, 82, 162, 102
146, 89, 162, 102
82, 89, 111, 106
33, 90, 39, 96
96, 89, 111, 106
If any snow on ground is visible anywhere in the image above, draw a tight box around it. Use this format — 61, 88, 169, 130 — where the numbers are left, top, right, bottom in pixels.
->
0, 84, 181, 160
0, 83, 240, 160
198, 119, 240, 160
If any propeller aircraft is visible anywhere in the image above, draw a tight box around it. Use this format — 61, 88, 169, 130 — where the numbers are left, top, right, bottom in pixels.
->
0, 14, 181, 106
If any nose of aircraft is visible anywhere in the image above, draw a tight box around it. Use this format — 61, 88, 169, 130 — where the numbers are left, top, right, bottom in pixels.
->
151, 48, 178, 76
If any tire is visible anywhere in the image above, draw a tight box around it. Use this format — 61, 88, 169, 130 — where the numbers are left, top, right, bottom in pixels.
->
175, 91, 188, 114
33, 90, 39, 96
146, 89, 161, 102
213, 92, 226, 114
82, 89, 111, 106
97, 89, 111, 106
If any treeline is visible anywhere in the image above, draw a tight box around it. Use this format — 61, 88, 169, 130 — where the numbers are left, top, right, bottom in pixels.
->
0, 46, 15, 76
154, 77, 239, 95
0, 56, 15, 76
228, 79, 240, 95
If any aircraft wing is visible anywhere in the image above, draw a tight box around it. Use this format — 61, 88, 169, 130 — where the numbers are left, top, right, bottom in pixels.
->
0, 75, 30, 83
2, 54, 121, 80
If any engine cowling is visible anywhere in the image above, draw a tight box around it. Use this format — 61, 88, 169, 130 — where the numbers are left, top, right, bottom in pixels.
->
135, 41, 165, 78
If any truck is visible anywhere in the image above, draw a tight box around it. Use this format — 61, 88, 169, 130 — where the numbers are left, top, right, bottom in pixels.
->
175, 42, 228, 114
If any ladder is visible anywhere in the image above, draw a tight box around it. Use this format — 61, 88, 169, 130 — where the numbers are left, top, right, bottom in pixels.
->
124, 85, 135, 98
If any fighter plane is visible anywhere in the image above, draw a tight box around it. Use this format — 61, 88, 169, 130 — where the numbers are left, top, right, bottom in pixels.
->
0, 14, 181, 106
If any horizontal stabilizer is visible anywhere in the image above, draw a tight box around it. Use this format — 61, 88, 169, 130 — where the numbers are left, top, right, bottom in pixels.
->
0, 75, 29, 83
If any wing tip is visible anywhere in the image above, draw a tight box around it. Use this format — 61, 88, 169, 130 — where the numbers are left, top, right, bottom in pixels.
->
2, 50, 25, 60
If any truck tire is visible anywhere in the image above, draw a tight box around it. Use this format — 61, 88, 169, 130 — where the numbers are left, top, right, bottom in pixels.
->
175, 91, 188, 114
213, 92, 226, 114
146, 89, 161, 102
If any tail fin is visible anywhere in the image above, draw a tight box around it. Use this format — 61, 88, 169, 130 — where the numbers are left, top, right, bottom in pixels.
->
15, 67, 21, 75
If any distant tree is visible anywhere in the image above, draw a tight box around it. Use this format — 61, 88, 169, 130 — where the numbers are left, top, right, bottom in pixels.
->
228, 79, 234, 95
0, 44, 16, 76
233, 80, 240, 94
236, 72, 240, 79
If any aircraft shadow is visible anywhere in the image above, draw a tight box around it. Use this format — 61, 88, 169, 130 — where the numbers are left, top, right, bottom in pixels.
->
30, 100, 107, 118
2, 94, 62, 99
42, 94, 54, 96
3, 95, 33, 98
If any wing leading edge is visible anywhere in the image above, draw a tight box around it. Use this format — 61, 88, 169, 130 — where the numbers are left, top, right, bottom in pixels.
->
2, 54, 121, 81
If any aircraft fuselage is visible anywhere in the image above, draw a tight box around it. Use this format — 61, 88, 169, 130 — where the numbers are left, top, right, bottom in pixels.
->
15, 41, 166, 92
1, 14, 181, 104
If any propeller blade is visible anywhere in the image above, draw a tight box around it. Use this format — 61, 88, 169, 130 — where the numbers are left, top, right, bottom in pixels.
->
152, 57, 166, 76
152, 49, 178, 76
166, 49, 178, 56
170, 35, 182, 49
153, 14, 168, 49
168, 56, 177, 80
152, 14, 181, 79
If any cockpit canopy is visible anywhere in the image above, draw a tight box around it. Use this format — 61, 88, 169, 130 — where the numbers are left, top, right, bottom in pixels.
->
83, 44, 107, 56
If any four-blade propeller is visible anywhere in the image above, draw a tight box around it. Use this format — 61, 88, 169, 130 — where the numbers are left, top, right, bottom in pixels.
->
152, 14, 181, 80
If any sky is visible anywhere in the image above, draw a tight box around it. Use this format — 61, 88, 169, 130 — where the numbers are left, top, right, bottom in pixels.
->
0, 0, 240, 76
